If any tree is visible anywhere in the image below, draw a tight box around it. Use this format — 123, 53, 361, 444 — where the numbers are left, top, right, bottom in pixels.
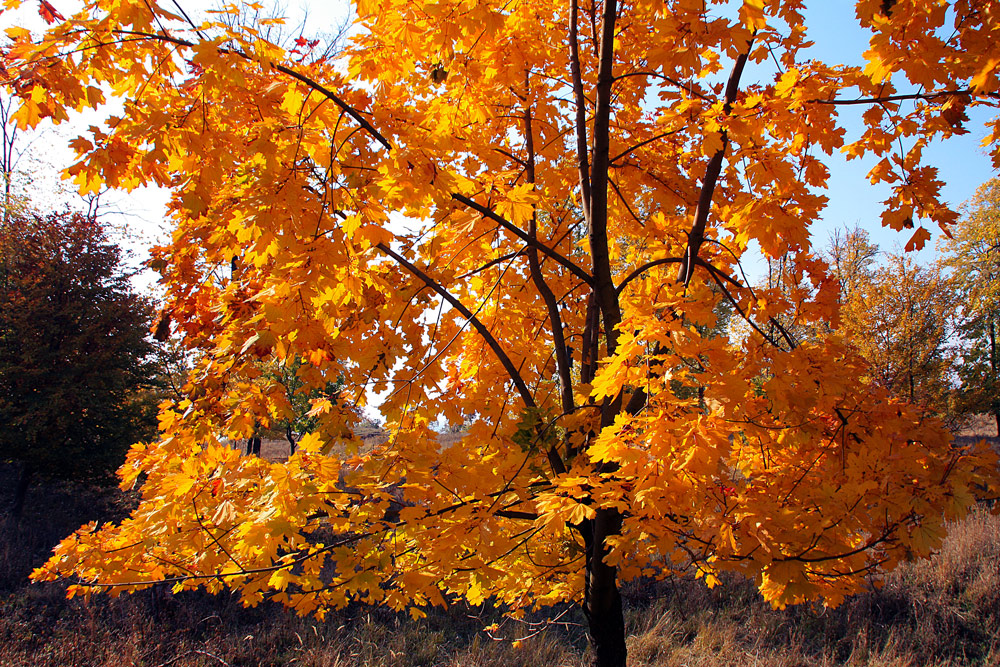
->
826, 226, 881, 303
825, 229, 960, 423
255, 356, 345, 455
840, 251, 958, 422
0, 211, 159, 518
940, 178, 1000, 436
6, 2, 1000, 665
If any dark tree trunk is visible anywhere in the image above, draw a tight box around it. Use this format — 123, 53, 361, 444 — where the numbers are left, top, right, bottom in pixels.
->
285, 424, 296, 456
583, 508, 628, 667
10, 463, 32, 520
990, 316, 998, 437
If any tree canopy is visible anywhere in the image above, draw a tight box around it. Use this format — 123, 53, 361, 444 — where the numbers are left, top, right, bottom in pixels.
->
5, 1, 1000, 665
941, 178, 1000, 434
0, 211, 159, 515
838, 245, 957, 420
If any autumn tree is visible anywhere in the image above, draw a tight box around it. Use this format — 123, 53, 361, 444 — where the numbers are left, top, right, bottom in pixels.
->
6, 1, 1000, 665
0, 211, 159, 518
941, 178, 1000, 436
825, 228, 959, 421
840, 251, 958, 421
827, 225, 880, 302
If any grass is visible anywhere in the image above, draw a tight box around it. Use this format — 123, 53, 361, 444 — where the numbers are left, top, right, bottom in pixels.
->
620, 504, 1000, 666
2, 459, 999, 666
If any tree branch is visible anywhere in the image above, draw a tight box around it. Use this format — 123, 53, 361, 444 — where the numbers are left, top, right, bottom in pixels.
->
588, 0, 624, 362
610, 129, 683, 165
113, 29, 392, 150
613, 71, 713, 101
376, 242, 536, 407
616, 257, 683, 294
677, 34, 755, 286
522, 86, 575, 418
810, 88, 997, 106
569, 0, 593, 227
451, 193, 593, 286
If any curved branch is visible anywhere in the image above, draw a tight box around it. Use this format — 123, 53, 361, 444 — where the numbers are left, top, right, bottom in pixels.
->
616, 256, 683, 294
610, 128, 684, 165
376, 242, 536, 408
113, 29, 392, 150
612, 71, 713, 101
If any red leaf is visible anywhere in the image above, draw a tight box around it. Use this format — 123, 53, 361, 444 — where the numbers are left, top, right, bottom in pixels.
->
38, 0, 65, 24
905, 226, 932, 252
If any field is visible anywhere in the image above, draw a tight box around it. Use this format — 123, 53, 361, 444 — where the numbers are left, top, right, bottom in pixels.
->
2, 423, 998, 667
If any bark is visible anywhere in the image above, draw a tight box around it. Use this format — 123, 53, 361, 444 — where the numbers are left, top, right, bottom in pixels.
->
990, 316, 998, 437
578, 1, 628, 663
588, 0, 624, 356
583, 508, 628, 667
9, 463, 32, 520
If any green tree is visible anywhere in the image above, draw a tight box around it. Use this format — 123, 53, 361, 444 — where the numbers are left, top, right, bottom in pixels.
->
940, 179, 1000, 435
256, 356, 344, 455
0, 212, 159, 518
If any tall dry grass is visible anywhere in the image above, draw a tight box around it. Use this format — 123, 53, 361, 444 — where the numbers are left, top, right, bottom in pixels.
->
622, 504, 1000, 667
2, 461, 999, 666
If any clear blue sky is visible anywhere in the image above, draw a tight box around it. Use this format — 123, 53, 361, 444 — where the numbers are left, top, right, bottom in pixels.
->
798, 2, 996, 258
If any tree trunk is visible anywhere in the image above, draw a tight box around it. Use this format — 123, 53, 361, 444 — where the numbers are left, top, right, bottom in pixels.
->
9, 463, 32, 520
990, 315, 998, 437
584, 508, 627, 667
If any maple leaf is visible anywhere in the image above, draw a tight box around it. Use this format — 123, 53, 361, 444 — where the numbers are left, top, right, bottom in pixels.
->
905, 226, 931, 252
37, 0, 63, 24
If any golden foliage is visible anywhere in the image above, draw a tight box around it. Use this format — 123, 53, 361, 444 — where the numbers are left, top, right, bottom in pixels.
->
3, 0, 998, 643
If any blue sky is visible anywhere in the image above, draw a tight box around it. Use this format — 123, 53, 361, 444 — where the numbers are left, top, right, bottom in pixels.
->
797, 2, 996, 258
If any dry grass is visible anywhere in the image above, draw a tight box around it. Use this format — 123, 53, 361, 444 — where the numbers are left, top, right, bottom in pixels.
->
621, 504, 1000, 667
3, 459, 1000, 666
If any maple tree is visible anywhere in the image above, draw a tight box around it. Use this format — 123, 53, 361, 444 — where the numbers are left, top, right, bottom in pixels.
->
0, 211, 159, 518
4, 1, 1000, 664
941, 178, 1000, 435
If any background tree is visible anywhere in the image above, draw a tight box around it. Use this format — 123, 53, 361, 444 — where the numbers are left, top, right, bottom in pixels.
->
940, 178, 1000, 435
254, 357, 345, 455
839, 251, 958, 422
826, 226, 881, 304
0, 212, 159, 518
6, 2, 1000, 666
